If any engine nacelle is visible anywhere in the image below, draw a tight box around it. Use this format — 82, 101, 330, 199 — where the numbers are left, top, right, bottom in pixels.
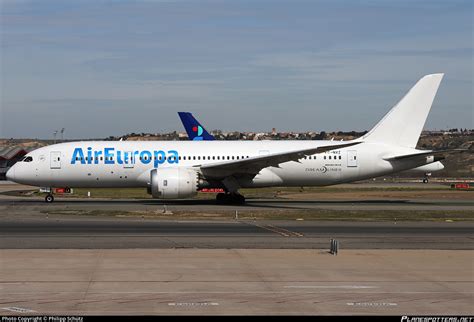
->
150, 168, 198, 199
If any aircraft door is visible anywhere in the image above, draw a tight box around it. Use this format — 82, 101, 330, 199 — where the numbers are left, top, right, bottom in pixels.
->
50, 151, 61, 169
347, 150, 357, 167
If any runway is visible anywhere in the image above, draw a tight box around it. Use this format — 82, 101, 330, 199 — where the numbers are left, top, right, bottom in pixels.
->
2, 195, 474, 212
0, 183, 473, 315
1, 216, 472, 249
0, 182, 473, 249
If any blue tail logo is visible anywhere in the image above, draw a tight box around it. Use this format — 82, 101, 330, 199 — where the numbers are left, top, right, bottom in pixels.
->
178, 112, 215, 141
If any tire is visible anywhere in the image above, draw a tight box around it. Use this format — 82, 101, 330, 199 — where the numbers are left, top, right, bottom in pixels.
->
45, 194, 54, 203
235, 194, 245, 204
230, 194, 245, 205
216, 193, 226, 204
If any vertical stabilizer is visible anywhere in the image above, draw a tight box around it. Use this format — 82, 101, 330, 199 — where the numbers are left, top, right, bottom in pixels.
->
178, 112, 215, 141
361, 73, 444, 148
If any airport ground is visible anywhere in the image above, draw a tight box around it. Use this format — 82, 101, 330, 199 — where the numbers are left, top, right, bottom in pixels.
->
0, 181, 473, 315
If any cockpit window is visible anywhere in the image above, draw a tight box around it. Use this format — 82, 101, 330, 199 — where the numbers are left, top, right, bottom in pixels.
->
23, 156, 33, 162
19, 156, 27, 161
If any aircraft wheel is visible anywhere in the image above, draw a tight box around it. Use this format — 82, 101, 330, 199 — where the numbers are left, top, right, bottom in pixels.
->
45, 194, 54, 203
216, 193, 226, 204
231, 193, 246, 205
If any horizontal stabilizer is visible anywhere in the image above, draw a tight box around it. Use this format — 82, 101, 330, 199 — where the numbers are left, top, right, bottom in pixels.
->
383, 149, 468, 161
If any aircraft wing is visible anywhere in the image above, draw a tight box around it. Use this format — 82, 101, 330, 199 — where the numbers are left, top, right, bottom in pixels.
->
383, 149, 468, 161
197, 141, 361, 178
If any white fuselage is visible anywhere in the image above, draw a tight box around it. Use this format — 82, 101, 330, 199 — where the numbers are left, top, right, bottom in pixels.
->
7, 140, 443, 189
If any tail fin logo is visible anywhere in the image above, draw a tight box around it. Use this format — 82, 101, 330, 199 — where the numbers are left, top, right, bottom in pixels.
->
192, 125, 204, 140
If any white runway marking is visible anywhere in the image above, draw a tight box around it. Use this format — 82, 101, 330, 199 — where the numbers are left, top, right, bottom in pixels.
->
285, 285, 378, 289
347, 302, 398, 306
168, 302, 219, 307
2, 307, 37, 313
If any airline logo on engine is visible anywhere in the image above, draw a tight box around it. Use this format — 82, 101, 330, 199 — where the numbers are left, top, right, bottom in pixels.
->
71, 147, 179, 168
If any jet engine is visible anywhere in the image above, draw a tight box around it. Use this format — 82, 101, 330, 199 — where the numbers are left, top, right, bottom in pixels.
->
149, 168, 199, 199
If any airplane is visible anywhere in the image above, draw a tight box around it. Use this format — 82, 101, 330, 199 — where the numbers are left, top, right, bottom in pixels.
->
177, 110, 444, 182
7, 73, 455, 204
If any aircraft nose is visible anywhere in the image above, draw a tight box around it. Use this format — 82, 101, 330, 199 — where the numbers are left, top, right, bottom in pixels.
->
6, 166, 15, 181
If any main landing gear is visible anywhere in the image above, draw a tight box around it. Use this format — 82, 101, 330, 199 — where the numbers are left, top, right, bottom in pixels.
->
45, 194, 54, 203
216, 193, 246, 205
422, 172, 431, 184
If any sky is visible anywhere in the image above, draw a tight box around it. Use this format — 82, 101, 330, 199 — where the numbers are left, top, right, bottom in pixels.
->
0, 0, 472, 139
